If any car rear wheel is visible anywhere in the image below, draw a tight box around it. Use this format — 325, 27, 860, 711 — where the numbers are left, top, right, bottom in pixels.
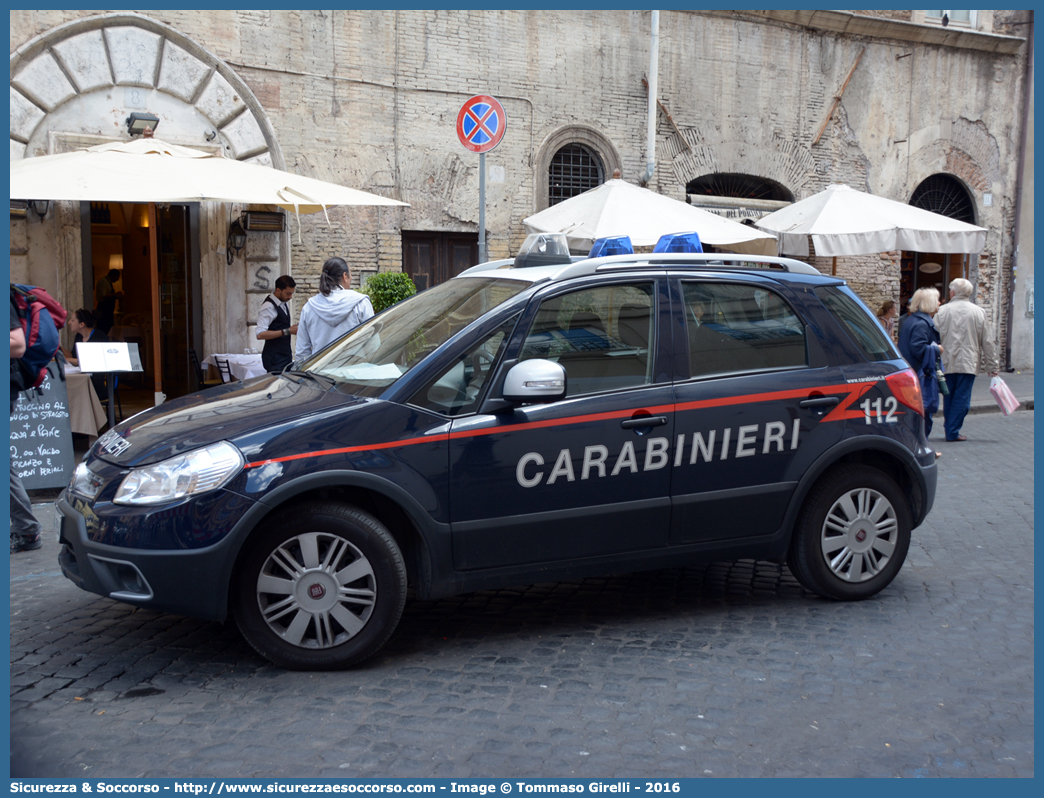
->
788, 465, 911, 601
232, 502, 406, 669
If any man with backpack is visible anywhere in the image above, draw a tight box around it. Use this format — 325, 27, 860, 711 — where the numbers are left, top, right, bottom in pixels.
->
10, 286, 42, 553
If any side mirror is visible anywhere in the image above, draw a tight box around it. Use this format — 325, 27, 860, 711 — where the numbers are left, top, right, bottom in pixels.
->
502, 359, 566, 404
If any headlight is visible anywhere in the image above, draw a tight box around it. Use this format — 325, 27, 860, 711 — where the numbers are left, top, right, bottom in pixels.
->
68, 462, 103, 500
113, 441, 244, 506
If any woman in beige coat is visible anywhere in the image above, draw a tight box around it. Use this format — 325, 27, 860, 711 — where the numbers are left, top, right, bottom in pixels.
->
934, 278, 999, 442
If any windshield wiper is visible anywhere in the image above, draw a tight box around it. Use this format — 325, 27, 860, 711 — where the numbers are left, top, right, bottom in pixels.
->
281, 370, 335, 391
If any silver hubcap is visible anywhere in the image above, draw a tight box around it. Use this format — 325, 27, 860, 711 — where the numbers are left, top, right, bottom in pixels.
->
820, 487, 898, 582
256, 532, 376, 649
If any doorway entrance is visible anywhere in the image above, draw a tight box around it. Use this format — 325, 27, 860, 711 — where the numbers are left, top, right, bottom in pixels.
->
402, 231, 479, 291
82, 202, 203, 406
899, 251, 972, 307
900, 173, 978, 306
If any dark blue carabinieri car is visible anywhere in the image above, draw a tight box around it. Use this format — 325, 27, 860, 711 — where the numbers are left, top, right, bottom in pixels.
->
57, 235, 937, 669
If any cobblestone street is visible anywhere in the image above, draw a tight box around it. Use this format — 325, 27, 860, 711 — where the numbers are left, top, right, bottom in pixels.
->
10, 412, 1034, 778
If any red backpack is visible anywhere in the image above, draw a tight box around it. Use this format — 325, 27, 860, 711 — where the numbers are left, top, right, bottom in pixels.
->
11, 283, 67, 392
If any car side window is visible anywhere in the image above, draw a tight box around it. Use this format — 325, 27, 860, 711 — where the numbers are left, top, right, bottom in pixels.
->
815, 285, 897, 362
409, 314, 519, 416
682, 281, 807, 378
519, 283, 655, 397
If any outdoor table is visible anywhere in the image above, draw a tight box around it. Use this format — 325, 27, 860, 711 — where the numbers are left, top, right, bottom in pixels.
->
63, 364, 107, 437
203, 353, 267, 381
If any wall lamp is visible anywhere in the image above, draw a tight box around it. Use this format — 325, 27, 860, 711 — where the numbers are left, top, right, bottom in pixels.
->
226, 217, 248, 265
126, 112, 160, 136
30, 200, 49, 219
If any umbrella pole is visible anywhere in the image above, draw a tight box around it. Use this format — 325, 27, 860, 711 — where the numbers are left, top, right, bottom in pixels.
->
832, 256, 837, 276
148, 203, 163, 405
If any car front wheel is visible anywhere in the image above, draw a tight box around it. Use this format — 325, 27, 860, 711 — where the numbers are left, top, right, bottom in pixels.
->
232, 502, 407, 669
788, 465, 911, 601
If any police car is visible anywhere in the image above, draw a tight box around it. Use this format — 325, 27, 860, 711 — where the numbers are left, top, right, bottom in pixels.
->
57, 232, 937, 670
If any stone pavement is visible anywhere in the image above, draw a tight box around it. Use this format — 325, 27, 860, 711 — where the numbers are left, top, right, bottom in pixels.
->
10, 412, 1034, 778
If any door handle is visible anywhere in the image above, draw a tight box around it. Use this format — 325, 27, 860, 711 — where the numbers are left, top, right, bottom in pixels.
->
799, 396, 840, 408
621, 415, 668, 429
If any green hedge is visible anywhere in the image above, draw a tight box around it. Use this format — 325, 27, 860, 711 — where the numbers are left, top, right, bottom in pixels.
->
363, 271, 418, 313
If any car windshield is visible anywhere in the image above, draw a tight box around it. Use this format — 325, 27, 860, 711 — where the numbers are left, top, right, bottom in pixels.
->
296, 276, 528, 396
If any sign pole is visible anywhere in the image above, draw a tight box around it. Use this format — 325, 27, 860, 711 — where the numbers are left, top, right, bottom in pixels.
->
479, 152, 486, 264
456, 94, 506, 266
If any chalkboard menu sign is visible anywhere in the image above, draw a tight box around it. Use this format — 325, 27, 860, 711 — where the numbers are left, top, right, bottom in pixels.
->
10, 360, 75, 490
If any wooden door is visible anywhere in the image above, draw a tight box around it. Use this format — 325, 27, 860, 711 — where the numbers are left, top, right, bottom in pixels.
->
402, 231, 479, 291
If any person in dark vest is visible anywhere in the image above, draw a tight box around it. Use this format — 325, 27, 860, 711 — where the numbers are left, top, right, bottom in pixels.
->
255, 275, 298, 373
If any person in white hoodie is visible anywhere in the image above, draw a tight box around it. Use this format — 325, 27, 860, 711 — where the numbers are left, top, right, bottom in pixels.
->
294, 257, 374, 361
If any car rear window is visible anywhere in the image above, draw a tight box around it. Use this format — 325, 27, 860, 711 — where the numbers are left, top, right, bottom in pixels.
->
816, 285, 897, 362
681, 281, 807, 378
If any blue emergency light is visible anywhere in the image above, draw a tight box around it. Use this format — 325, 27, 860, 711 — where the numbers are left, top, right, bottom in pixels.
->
587, 235, 634, 258
653, 231, 703, 253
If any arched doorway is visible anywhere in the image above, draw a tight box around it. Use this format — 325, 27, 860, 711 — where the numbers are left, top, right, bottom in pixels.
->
10, 12, 285, 406
685, 173, 794, 230
900, 174, 978, 305
687, 173, 793, 203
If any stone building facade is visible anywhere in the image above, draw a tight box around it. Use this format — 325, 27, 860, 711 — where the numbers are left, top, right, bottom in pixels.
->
9, 9, 1033, 402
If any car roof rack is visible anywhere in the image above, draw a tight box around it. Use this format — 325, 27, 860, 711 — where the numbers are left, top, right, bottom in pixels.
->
550, 252, 824, 280
458, 252, 824, 281
597, 253, 821, 274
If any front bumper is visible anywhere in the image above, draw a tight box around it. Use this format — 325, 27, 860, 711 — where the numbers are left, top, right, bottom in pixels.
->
56, 491, 245, 622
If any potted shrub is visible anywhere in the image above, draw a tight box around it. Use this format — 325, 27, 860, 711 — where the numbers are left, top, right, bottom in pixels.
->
363, 271, 417, 313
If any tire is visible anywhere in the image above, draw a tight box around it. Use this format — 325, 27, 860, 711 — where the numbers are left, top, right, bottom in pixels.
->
787, 465, 911, 601
232, 502, 407, 670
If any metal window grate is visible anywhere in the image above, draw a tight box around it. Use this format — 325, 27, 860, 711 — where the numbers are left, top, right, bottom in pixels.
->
910, 174, 976, 224
687, 173, 793, 202
549, 144, 604, 206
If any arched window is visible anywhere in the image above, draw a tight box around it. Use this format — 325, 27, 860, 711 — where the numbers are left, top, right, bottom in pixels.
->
548, 144, 605, 206
909, 174, 976, 224
686, 173, 793, 203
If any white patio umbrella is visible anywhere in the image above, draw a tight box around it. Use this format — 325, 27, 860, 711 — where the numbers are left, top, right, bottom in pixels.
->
523, 179, 778, 256
754, 183, 987, 258
11, 137, 409, 402
9, 137, 407, 217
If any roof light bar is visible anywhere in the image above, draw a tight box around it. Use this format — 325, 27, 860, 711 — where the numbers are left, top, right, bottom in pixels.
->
588, 235, 634, 258
653, 231, 703, 253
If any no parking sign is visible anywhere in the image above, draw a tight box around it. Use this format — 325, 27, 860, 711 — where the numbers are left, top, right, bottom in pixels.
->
456, 95, 507, 153
456, 94, 507, 264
